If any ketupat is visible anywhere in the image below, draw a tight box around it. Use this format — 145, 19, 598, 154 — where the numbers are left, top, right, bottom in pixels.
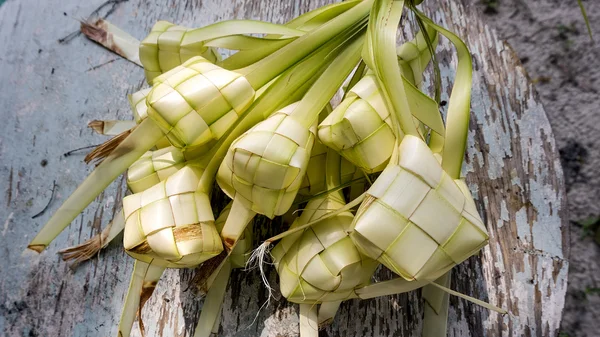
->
217, 101, 317, 219
32, 0, 509, 336
117, 202, 254, 337
350, 135, 488, 280
144, 56, 256, 156
122, 165, 224, 268
318, 27, 442, 173
271, 148, 379, 333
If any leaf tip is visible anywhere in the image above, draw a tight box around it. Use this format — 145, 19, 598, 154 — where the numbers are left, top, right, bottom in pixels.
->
88, 120, 105, 135
27, 244, 46, 253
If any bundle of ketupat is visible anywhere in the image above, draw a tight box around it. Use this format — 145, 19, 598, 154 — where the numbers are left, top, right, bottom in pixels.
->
32, 0, 508, 336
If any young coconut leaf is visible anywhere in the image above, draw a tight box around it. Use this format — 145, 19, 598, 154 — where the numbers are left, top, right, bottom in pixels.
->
577, 0, 594, 40
81, 19, 142, 66
422, 273, 451, 337
350, 270, 506, 314
118, 260, 165, 337
88, 120, 136, 136
285, 0, 363, 32
193, 203, 253, 337
397, 23, 439, 87
28, 118, 165, 252
220, 0, 364, 70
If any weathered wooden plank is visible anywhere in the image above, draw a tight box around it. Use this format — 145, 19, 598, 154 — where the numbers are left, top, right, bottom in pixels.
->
0, 0, 567, 337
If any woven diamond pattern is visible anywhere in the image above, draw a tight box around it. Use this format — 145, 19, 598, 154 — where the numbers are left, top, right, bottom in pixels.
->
217, 103, 315, 218
318, 73, 395, 173
129, 88, 152, 123
128, 88, 172, 149
146, 56, 255, 153
298, 140, 357, 197
139, 21, 220, 83
127, 146, 186, 193
350, 135, 488, 281
272, 195, 378, 304
123, 166, 223, 268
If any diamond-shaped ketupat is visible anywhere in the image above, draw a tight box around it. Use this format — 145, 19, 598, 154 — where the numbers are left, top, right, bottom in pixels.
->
123, 166, 223, 268
350, 135, 489, 281
272, 193, 378, 304
318, 73, 395, 173
146, 56, 255, 155
217, 102, 315, 219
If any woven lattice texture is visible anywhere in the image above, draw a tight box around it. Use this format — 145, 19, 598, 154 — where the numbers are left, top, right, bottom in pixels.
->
217, 103, 315, 218
122, 166, 223, 268
139, 21, 220, 83
129, 88, 152, 123
298, 140, 358, 197
350, 135, 488, 281
214, 203, 252, 269
318, 29, 438, 174
128, 88, 172, 149
318, 74, 395, 173
127, 146, 186, 193
272, 195, 378, 304
146, 56, 255, 153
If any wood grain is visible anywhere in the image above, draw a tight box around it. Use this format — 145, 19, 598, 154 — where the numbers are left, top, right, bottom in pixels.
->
0, 0, 567, 336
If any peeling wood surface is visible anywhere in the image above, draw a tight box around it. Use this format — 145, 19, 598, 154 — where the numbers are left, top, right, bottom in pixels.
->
0, 0, 567, 336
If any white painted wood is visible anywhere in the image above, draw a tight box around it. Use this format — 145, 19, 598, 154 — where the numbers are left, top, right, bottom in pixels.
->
0, 0, 567, 336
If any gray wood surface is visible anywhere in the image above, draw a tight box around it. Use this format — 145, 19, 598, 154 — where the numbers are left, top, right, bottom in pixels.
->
0, 0, 568, 336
